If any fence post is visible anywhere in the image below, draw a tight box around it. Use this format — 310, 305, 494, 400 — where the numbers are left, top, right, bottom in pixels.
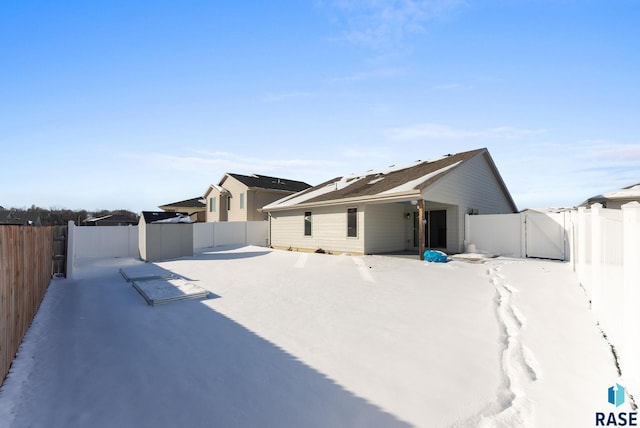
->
590, 203, 603, 313
66, 220, 76, 279
622, 202, 640, 396
520, 212, 527, 258
576, 207, 587, 278
464, 213, 470, 251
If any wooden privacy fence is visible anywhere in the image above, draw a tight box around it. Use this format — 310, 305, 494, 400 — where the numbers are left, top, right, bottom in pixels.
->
0, 226, 55, 386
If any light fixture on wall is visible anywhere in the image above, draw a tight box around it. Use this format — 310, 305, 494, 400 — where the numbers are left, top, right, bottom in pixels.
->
405, 213, 411, 219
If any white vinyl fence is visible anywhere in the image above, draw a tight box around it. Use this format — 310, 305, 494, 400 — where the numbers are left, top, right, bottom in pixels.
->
68, 223, 139, 259
466, 202, 640, 396
573, 203, 640, 397
67, 220, 269, 275
464, 211, 570, 260
193, 221, 269, 250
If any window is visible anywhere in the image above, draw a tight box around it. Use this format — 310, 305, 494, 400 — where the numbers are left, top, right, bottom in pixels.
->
240, 193, 245, 209
304, 211, 312, 236
347, 208, 357, 237
227, 196, 231, 210
209, 197, 216, 212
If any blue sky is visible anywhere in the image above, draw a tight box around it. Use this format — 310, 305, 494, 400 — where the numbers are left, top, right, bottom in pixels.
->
1, 0, 639, 212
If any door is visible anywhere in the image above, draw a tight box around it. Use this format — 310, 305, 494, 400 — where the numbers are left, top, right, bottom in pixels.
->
525, 213, 566, 260
414, 210, 447, 249
428, 210, 447, 248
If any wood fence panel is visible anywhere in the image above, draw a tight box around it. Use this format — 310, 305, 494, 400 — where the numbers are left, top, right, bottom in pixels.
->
0, 226, 54, 386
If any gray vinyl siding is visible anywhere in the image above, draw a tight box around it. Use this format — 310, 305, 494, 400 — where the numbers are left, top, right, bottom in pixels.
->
423, 152, 515, 251
269, 205, 365, 254
363, 203, 406, 254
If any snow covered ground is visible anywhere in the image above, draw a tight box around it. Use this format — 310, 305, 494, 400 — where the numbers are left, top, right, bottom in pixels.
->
0, 246, 633, 427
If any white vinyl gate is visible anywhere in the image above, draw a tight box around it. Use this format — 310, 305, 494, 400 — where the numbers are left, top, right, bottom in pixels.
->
465, 212, 569, 261
524, 213, 567, 260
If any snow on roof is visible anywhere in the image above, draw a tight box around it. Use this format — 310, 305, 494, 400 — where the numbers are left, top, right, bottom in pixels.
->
264, 175, 366, 209
264, 149, 483, 210
204, 183, 230, 197
602, 183, 640, 199
378, 161, 461, 195
152, 216, 193, 224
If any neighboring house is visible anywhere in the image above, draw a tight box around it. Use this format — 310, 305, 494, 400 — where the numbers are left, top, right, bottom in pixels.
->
579, 183, 640, 209
263, 148, 517, 256
204, 173, 312, 222
0, 211, 42, 226
159, 197, 206, 222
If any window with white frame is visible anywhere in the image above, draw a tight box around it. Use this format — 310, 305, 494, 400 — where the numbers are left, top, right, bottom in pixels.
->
347, 208, 357, 237
304, 211, 312, 236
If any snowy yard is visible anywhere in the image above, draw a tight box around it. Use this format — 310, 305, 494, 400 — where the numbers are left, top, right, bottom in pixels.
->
0, 246, 631, 427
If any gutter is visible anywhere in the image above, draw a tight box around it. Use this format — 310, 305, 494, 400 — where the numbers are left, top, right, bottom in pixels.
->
261, 190, 421, 212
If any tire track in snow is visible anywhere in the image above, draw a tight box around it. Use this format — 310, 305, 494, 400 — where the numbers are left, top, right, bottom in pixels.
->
476, 262, 540, 428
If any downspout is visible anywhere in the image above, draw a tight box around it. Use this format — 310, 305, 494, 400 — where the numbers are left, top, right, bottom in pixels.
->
418, 199, 425, 260
267, 212, 272, 247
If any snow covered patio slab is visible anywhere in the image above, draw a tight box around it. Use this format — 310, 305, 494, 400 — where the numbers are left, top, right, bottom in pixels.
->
132, 278, 209, 306
0, 245, 631, 428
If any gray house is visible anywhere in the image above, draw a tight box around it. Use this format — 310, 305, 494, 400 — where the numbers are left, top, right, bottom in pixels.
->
263, 148, 517, 256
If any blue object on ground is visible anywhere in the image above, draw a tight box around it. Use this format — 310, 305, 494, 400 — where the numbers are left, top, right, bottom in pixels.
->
423, 250, 448, 263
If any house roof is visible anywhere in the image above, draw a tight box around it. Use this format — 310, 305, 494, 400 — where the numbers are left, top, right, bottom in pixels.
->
159, 197, 206, 209
141, 211, 191, 224
581, 182, 640, 206
83, 214, 139, 225
203, 184, 230, 198
0, 210, 42, 225
225, 173, 312, 193
264, 148, 516, 211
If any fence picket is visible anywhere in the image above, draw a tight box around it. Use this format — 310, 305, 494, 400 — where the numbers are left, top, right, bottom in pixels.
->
0, 226, 54, 386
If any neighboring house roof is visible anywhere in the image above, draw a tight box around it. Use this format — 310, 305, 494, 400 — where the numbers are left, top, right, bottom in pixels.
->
0, 211, 42, 225
159, 197, 206, 209
141, 211, 191, 224
520, 207, 573, 214
224, 173, 312, 193
580, 182, 640, 207
264, 148, 516, 211
83, 214, 139, 226
203, 184, 230, 197
204, 173, 312, 199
